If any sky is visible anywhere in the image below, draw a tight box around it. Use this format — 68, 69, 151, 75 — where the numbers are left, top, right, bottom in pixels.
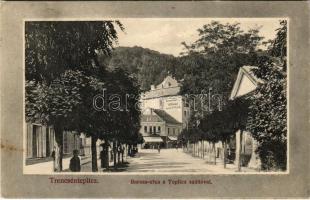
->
115, 18, 283, 56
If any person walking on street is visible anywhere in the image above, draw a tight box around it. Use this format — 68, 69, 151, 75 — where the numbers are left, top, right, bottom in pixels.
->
100, 145, 106, 168
69, 150, 81, 172
51, 146, 56, 172
157, 144, 161, 153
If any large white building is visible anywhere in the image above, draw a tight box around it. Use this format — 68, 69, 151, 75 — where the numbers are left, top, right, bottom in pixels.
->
140, 76, 190, 148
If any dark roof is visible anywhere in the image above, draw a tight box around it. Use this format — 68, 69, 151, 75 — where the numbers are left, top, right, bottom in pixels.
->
141, 114, 163, 122
153, 109, 182, 125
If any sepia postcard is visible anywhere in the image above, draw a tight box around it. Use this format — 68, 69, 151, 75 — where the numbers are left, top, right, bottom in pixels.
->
1, 1, 309, 199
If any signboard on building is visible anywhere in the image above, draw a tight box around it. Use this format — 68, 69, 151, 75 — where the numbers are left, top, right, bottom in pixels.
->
164, 97, 181, 110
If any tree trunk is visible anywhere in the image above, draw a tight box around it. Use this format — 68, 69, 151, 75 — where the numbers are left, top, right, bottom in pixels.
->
113, 140, 117, 169
213, 142, 216, 165
197, 141, 199, 157
207, 142, 211, 163
121, 145, 124, 163
238, 130, 243, 172
192, 143, 194, 156
117, 143, 121, 164
128, 144, 131, 157
202, 140, 204, 159
197, 142, 199, 157
54, 126, 63, 172
223, 140, 227, 168
201, 141, 203, 158
104, 142, 109, 169
91, 136, 98, 172
187, 141, 189, 152
199, 141, 201, 158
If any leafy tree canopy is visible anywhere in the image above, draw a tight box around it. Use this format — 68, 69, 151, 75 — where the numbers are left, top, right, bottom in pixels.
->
247, 20, 287, 170
25, 21, 123, 83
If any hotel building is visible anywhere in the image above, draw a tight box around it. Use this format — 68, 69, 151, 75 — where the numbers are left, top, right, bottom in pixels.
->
140, 76, 190, 148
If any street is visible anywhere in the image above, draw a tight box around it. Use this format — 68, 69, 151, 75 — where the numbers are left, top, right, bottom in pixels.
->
82, 148, 255, 173
24, 148, 256, 174
125, 148, 244, 173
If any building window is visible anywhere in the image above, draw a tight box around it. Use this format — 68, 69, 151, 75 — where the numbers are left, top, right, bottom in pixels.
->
168, 128, 170, 135
153, 126, 156, 134
149, 126, 152, 134
173, 128, 175, 135
144, 126, 147, 133
158, 126, 161, 133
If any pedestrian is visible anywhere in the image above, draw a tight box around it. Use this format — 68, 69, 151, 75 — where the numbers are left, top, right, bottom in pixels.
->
69, 149, 81, 172
100, 145, 105, 168
110, 149, 114, 161
51, 146, 56, 171
157, 144, 160, 153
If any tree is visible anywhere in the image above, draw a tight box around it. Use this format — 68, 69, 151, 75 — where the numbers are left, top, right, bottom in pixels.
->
105, 68, 141, 168
247, 21, 287, 171
179, 21, 264, 122
26, 70, 87, 171
25, 21, 123, 171
199, 98, 249, 168
25, 21, 123, 83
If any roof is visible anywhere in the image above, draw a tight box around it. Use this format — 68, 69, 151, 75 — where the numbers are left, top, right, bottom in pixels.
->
143, 137, 163, 143
230, 66, 263, 100
141, 76, 181, 99
156, 75, 180, 88
141, 114, 163, 122
153, 109, 182, 125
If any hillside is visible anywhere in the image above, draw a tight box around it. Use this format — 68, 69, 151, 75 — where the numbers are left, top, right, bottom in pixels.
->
99, 46, 180, 91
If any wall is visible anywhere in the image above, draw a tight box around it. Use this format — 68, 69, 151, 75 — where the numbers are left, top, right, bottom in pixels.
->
166, 124, 182, 136
140, 121, 165, 136
26, 123, 81, 159
26, 123, 51, 158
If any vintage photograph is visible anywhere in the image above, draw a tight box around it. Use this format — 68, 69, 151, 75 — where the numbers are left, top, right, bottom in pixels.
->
24, 18, 288, 174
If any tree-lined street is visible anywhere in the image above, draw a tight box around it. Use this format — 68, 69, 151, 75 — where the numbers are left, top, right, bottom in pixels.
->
25, 19, 287, 173
125, 148, 256, 173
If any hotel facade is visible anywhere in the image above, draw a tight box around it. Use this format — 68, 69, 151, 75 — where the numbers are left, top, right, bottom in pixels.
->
140, 76, 190, 148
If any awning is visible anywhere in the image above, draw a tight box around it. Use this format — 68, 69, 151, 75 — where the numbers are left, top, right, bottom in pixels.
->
168, 136, 178, 141
143, 137, 163, 143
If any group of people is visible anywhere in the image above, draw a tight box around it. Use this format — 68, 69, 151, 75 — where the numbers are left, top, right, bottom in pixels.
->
50, 143, 141, 172
67, 145, 139, 172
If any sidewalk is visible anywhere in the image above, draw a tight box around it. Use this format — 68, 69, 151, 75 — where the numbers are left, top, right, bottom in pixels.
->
24, 155, 91, 174
79, 155, 130, 172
